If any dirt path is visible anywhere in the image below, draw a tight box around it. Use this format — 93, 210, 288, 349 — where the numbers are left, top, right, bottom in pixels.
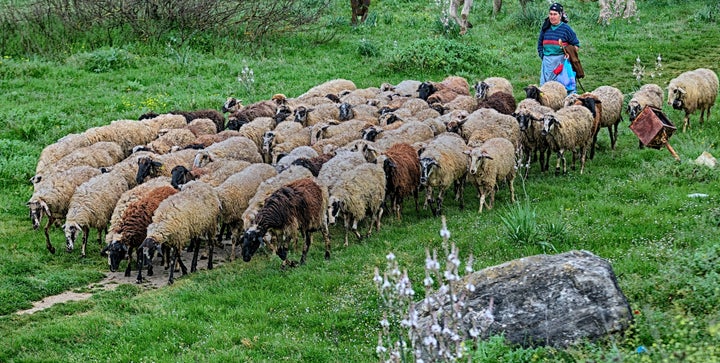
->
16, 240, 236, 315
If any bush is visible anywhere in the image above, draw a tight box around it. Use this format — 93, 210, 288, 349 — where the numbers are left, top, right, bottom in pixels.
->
69, 47, 137, 73
386, 37, 492, 74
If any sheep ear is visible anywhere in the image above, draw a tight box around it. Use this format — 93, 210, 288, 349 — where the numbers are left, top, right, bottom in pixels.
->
307, 108, 315, 113
40, 200, 51, 217
463, 149, 471, 155
482, 151, 494, 160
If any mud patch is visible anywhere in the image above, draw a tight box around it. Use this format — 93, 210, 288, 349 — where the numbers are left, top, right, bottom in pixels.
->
16, 240, 236, 315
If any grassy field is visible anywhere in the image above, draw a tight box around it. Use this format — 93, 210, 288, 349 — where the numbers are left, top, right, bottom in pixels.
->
1, 0, 719, 361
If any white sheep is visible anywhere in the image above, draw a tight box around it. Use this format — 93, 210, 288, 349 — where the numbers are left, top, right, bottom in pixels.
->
186, 118, 219, 137
34, 133, 92, 178
83, 119, 158, 155
474, 77, 514, 101
317, 150, 373, 192
566, 86, 624, 159
193, 135, 262, 167
140, 180, 222, 284
370, 121, 435, 151
298, 79, 357, 99
34, 141, 124, 185
63, 172, 129, 257
464, 137, 516, 213
327, 162, 386, 246
274, 145, 319, 173
667, 68, 719, 132
418, 133, 468, 216
215, 163, 278, 261
293, 104, 341, 127
514, 98, 554, 175
458, 108, 521, 149
237, 116, 277, 154
541, 105, 595, 174
524, 81, 567, 111
28, 166, 102, 255
135, 148, 198, 185
141, 128, 197, 154
270, 127, 312, 164
627, 84, 663, 122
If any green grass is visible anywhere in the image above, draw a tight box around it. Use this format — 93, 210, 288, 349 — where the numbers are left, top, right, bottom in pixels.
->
1, 0, 720, 361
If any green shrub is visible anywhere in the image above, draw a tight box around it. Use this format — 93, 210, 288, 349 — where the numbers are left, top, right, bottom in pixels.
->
386, 37, 491, 73
69, 47, 137, 73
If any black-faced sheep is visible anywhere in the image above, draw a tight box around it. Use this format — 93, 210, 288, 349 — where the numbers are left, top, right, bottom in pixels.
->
27, 166, 102, 254
103, 185, 178, 282
464, 137, 516, 213
63, 172, 129, 257
351, 0, 371, 25
227, 100, 277, 131
135, 149, 198, 185
667, 68, 719, 132
291, 153, 335, 177
242, 178, 331, 269
418, 133, 468, 216
215, 163, 278, 261
327, 162, 386, 246
418, 76, 471, 103
377, 143, 421, 221
139, 180, 222, 284
293, 104, 341, 127
474, 77, 513, 101
541, 105, 595, 174
274, 146, 319, 173
524, 81, 567, 111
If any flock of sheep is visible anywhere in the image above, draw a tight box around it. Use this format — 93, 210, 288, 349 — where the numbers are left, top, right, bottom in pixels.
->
27, 67, 718, 284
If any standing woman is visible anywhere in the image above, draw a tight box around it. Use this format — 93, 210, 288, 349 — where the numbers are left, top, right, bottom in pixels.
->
537, 3, 580, 93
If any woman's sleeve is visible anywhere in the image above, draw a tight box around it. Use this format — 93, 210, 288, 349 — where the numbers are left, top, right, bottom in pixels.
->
537, 31, 544, 59
566, 25, 580, 47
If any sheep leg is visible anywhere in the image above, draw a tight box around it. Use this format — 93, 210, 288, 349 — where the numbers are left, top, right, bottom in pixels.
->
230, 233, 238, 262
80, 226, 90, 258
555, 151, 564, 175
168, 248, 178, 285
300, 231, 312, 265
352, 219, 362, 241
682, 113, 690, 132
435, 189, 445, 217
343, 217, 351, 247
190, 238, 200, 273
136, 249, 145, 284
375, 207, 383, 233
217, 223, 227, 244
579, 147, 588, 175
589, 130, 599, 160
125, 247, 136, 278
206, 236, 214, 270
478, 187, 486, 214
322, 225, 331, 260
44, 217, 56, 254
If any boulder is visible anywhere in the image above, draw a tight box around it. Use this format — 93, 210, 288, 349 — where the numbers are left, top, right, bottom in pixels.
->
416, 250, 633, 348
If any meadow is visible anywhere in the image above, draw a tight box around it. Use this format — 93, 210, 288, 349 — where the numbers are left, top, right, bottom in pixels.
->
1, 0, 719, 361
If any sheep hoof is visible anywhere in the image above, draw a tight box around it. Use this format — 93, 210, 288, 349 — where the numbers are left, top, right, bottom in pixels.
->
324, 252, 331, 260
147, 268, 154, 276
48, 246, 56, 254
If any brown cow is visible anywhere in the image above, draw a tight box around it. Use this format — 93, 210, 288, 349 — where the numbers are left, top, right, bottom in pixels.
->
351, 0, 370, 25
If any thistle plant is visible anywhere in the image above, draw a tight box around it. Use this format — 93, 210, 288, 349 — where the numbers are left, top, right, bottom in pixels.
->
374, 216, 494, 362
632, 54, 663, 86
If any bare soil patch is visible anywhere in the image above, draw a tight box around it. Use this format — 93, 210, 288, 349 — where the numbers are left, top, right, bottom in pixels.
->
16, 240, 236, 315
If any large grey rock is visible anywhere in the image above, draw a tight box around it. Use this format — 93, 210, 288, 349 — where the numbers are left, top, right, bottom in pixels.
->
416, 250, 633, 348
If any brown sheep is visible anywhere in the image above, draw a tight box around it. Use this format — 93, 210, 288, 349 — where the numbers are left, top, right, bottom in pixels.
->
476, 91, 517, 115
227, 100, 277, 131
102, 186, 178, 282
418, 76, 471, 103
378, 143, 421, 220
241, 178, 330, 269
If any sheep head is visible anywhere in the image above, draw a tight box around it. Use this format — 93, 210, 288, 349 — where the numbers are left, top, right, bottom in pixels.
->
541, 114, 559, 136
62, 221, 81, 253
419, 157, 439, 185
170, 165, 194, 189
241, 225, 267, 262
193, 151, 214, 168
136, 156, 163, 185
27, 199, 51, 230
327, 196, 343, 225
362, 126, 383, 141
475, 81, 491, 100
524, 85, 542, 102
627, 101, 642, 122
222, 97, 243, 113
338, 102, 354, 121
293, 106, 313, 126
274, 105, 292, 123
671, 88, 686, 110
417, 82, 437, 101
464, 148, 493, 175
100, 240, 128, 273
